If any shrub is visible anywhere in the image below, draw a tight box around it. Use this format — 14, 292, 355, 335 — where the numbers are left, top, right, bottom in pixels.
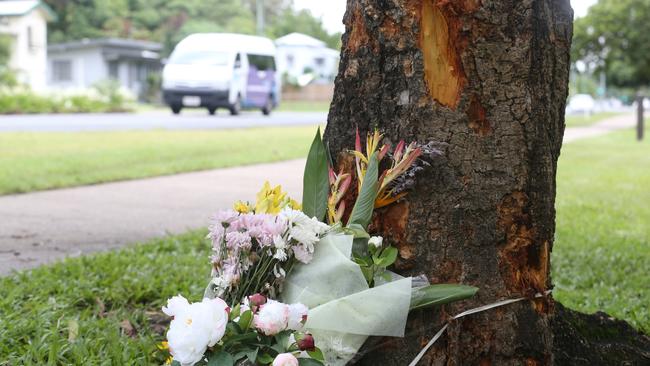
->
0, 88, 133, 114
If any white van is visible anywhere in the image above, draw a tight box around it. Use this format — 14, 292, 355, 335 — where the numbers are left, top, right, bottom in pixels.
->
162, 33, 280, 115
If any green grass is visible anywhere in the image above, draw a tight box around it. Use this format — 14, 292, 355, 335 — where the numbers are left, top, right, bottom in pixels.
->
276, 100, 330, 112
564, 112, 623, 127
0, 231, 211, 365
553, 129, 649, 332
0, 126, 317, 195
0, 129, 647, 363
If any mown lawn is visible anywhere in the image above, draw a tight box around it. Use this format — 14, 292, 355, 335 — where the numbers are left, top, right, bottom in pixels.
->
0, 231, 210, 365
553, 129, 649, 333
0, 126, 317, 195
0, 129, 647, 363
276, 100, 331, 112
564, 111, 623, 127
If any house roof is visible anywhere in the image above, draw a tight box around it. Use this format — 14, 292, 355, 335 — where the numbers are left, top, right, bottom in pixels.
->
275, 32, 327, 48
48, 38, 163, 53
0, 1, 56, 20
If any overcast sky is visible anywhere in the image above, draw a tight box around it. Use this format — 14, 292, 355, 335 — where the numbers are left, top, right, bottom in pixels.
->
294, 0, 598, 34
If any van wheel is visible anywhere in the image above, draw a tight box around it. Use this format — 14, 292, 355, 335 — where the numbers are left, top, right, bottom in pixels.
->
171, 105, 182, 115
262, 97, 273, 116
207, 107, 216, 115
229, 96, 241, 116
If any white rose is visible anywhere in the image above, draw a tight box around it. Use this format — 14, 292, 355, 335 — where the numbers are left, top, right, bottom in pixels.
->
163, 296, 229, 366
368, 236, 383, 248
287, 303, 308, 331
254, 300, 289, 335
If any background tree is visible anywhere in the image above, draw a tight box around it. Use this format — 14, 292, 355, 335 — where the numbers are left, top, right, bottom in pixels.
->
324, 0, 649, 364
573, 0, 650, 91
43, 0, 341, 54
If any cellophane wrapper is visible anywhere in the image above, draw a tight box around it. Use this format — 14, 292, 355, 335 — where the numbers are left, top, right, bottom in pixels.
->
282, 234, 412, 365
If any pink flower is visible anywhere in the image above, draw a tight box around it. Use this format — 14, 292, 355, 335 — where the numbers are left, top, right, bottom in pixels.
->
272, 353, 299, 366
254, 300, 289, 335
249, 293, 267, 308
297, 333, 315, 351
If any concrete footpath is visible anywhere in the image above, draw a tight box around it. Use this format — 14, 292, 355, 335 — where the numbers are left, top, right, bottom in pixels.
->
0, 160, 305, 274
0, 113, 636, 275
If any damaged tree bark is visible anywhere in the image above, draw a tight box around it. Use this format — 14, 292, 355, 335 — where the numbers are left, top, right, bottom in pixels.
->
324, 0, 648, 365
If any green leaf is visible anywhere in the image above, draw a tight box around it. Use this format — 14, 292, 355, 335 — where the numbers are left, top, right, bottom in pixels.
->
208, 351, 234, 366
257, 353, 275, 364
171, 362, 181, 366
347, 152, 379, 230
238, 309, 253, 330
307, 347, 325, 362
359, 266, 374, 285
273, 330, 291, 350
298, 358, 324, 366
343, 223, 370, 239
246, 348, 258, 363
302, 127, 330, 221
229, 303, 241, 321
410, 284, 478, 311
376, 246, 398, 267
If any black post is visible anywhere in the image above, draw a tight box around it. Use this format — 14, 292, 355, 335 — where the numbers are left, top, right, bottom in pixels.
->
637, 95, 644, 141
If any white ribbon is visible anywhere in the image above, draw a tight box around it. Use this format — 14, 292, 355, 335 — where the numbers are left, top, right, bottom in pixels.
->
408, 290, 553, 366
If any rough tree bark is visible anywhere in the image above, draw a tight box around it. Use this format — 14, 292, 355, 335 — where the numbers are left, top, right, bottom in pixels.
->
323, 0, 648, 365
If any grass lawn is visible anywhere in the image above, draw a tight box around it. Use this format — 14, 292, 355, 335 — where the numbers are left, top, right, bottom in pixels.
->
276, 100, 331, 112
553, 129, 649, 333
0, 231, 210, 365
0, 126, 317, 195
564, 111, 623, 127
0, 130, 647, 363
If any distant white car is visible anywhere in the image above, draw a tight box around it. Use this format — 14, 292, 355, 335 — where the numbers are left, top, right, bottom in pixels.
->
566, 94, 596, 115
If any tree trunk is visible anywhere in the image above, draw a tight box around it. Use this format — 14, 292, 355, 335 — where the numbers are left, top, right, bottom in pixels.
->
324, 0, 573, 364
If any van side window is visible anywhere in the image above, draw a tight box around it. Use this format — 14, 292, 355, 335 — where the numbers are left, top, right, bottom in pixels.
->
247, 54, 276, 71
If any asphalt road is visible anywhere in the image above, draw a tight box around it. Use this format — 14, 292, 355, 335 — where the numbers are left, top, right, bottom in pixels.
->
0, 110, 328, 132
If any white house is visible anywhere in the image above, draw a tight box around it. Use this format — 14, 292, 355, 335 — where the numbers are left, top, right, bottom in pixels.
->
47, 38, 162, 99
275, 32, 339, 84
0, 0, 55, 91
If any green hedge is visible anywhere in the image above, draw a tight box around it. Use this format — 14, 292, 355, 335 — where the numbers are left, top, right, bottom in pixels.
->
0, 85, 132, 114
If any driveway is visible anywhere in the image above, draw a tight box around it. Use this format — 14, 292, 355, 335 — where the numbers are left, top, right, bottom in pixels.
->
0, 110, 327, 132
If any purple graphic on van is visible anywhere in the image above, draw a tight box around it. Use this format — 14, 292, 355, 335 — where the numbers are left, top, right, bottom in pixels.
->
245, 54, 276, 108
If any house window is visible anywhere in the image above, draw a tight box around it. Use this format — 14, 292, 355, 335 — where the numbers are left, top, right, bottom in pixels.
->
27, 26, 34, 51
286, 54, 294, 68
108, 61, 119, 80
314, 57, 325, 67
52, 60, 72, 82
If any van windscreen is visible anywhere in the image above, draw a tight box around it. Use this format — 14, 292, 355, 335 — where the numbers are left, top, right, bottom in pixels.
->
169, 50, 229, 66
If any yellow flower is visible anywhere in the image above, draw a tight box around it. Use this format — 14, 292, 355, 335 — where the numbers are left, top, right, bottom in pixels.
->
255, 181, 289, 214
157, 341, 169, 350
288, 198, 302, 210
233, 200, 253, 213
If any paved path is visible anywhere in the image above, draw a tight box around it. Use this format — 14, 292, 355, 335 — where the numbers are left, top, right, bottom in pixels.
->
0, 113, 637, 275
562, 113, 636, 143
0, 111, 327, 132
0, 160, 305, 275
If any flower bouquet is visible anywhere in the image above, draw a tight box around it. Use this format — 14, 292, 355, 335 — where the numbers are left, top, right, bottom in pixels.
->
162, 128, 478, 366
